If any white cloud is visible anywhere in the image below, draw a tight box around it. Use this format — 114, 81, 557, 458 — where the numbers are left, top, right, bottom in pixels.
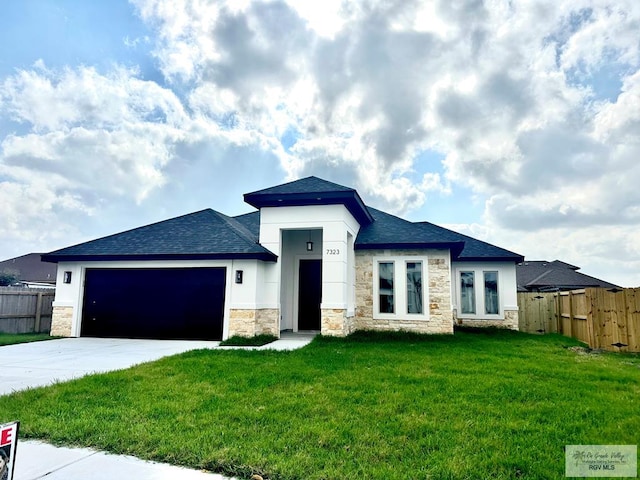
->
1, 64, 188, 132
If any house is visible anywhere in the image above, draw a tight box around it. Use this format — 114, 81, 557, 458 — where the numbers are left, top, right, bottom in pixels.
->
42, 176, 523, 340
0, 253, 57, 288
516, 260, 620, 292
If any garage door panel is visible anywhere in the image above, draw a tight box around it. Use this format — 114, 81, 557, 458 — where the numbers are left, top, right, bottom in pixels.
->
81, 268, 226, 340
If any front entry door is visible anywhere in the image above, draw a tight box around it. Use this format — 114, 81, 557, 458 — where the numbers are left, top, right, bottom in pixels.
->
298, 259, 322, 330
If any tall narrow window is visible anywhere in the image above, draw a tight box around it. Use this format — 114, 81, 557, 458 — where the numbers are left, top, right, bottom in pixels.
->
484, 271, 499, 314
378, 262, 395, 313
406, 261, 423, 314
460, 271, 475, 314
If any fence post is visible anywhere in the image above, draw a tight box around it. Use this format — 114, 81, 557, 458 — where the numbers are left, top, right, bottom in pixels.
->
567, 291, 574, 337
34, 292, 43, 332
585, 288, 596, 349
553, 293, 559, 333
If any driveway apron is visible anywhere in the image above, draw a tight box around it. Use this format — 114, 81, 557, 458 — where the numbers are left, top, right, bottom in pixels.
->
0, 337, 219, 396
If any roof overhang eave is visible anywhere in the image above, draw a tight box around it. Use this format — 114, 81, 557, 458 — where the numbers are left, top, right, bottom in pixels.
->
454, 255, 525, 263
41, 252, 278, 263
244, 191, 374, 226
355, 241, 464, 255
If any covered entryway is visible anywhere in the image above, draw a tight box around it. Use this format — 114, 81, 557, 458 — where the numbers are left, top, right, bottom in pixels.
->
297, 259, 322, 330
81, 268, 226, 340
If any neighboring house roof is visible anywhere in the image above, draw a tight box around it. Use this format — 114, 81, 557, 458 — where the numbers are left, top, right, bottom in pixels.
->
244, 176, 374, 226
42, 209, 278, 263
0, 253, 57, 284
516, 260, 620, 292
43, 177, 523, 264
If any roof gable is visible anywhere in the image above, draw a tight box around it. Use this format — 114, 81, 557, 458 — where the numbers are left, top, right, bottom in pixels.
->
42, 209, 277, 263
244, 176, 374, 226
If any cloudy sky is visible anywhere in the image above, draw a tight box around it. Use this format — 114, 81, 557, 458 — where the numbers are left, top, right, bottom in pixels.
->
1, 0, 639, 287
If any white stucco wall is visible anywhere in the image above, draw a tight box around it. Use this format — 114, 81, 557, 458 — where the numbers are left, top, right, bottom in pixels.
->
258, 204, 361, 331
280, 229, 323, 331
450, 261, 518, 326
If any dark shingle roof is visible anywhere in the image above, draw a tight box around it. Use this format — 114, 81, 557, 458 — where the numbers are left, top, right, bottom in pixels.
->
246, 176, 354, 195
0, 253, 57, 283
417, 222, 524, 262
235, 207, 522, 262
42, 209, 277, 263
244, 176, 373, 226
233, 211, 260, 237
42, 177, 524, 264
355, 208, 465, 255
517, 260, 620, 292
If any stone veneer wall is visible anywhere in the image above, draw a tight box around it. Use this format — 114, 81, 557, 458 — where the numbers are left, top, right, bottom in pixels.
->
453, 308, 519, 330
228, 309, 279, 337
50, 305, 74, 337
321, 308, 356, 337
354, 250, 454, 334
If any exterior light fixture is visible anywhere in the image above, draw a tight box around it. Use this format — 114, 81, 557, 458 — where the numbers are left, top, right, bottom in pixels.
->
306, 230, 313, 251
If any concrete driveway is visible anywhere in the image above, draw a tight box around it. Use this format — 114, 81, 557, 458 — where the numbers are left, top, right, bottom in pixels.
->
0, 337, 219, 396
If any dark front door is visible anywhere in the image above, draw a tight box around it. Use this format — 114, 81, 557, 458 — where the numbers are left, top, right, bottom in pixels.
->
297, 259, 322, 331
81, 268, 226, 340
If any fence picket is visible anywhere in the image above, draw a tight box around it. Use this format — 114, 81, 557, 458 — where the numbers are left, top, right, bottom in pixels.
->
0, 287, 55, 334
518, 287, 640, 352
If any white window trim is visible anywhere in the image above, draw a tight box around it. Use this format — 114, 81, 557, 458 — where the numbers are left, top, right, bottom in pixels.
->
483, 270, 500, 315
373, 257, 429, 321
459, 270, 476, 315
456, 268, 503, 320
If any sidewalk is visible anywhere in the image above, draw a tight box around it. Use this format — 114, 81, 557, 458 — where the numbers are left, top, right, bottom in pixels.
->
6, 334, 314, 480
14, 441, 231, 480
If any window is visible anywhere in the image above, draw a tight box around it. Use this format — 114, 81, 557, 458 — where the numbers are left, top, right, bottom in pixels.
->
457, 268, 502, 317
460, 271, 475, 314
484, 271, 499, 314
374, 258, 429, 320
406, 261, 423, 314
378, 262, 395, 313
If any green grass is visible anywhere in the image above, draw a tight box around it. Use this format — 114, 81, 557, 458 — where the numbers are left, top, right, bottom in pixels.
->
0, 329, 638, 479
219, 334, 278, 346
0, 332, 55, 346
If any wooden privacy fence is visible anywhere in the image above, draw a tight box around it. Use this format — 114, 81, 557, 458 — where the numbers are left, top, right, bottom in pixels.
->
518, 292, 559, 334
518, 288, 640, 352
0, 287, 55, 334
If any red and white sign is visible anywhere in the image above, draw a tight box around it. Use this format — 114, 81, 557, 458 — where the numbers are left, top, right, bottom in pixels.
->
0, 421, 19, 480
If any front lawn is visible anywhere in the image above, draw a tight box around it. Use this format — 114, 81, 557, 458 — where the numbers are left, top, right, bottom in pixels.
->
0, 332, 54, 346
219, 334, 278, 346
0, 329, 638, 479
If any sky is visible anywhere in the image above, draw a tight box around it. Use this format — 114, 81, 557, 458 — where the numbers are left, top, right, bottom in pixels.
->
1, 0, 639, 287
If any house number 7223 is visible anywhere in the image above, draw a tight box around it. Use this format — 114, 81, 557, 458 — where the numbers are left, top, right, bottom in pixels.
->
326, 249, 340, 255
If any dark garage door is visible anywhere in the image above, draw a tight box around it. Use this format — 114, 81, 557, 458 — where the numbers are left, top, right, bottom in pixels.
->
81, 268, 226, 340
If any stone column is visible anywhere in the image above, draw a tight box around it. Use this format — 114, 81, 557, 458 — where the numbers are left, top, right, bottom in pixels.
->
50, 305, 74, 337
